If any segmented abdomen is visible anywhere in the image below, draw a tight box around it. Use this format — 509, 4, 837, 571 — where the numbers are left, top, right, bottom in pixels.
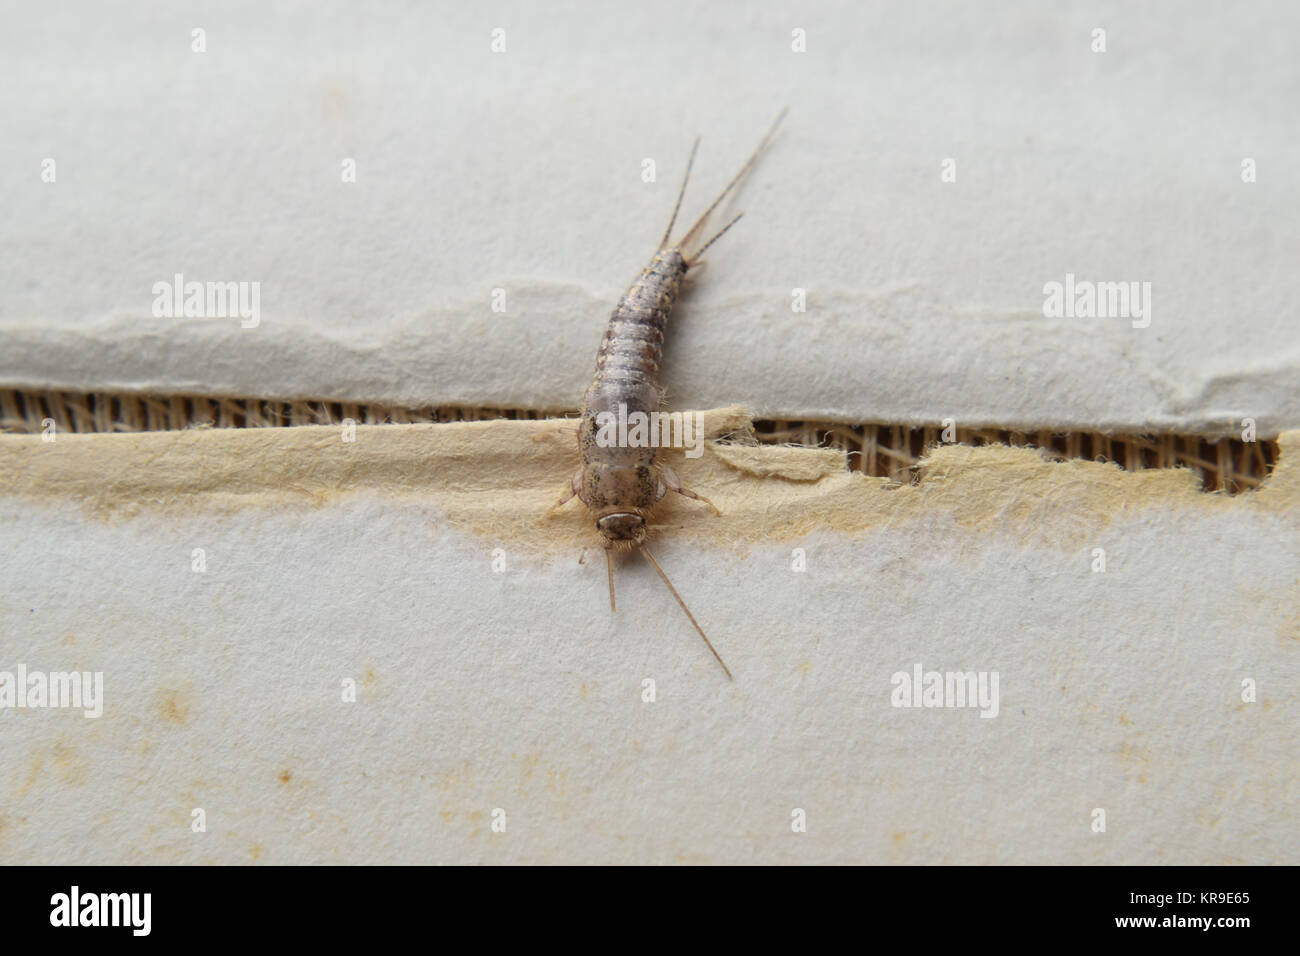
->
581, 249, 686, 422
575, 248, 687, 512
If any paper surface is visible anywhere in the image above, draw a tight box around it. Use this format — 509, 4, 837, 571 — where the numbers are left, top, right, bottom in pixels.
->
2, 416, 1296, 864
2, 1, 1298, 433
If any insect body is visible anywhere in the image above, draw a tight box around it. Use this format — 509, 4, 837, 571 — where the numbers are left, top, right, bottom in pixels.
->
552, 111, 786, 679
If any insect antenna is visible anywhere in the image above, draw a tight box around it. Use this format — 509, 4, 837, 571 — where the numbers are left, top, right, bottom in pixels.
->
638, 544, 733, 680
605, 546, 616, 612
657, 136, 701, 253
677, 107, 788, 260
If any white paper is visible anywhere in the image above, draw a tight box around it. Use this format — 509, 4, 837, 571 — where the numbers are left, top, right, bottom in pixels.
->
1, 422, 1295, 864
1, 1, 1296, 433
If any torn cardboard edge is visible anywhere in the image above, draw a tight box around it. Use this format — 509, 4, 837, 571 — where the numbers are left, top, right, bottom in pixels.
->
2, 407, 1296, 556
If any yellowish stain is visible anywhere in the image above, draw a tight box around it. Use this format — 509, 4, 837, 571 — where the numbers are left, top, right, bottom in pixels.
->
673, 850, 711, 864
517, 750, 540, 780
15, 755, 42, 798
51, 738, 88, 787
433, 762, 473, 792
1118, 741, 1151, 766
156, 683, 193, 726
545, 766, 569, 795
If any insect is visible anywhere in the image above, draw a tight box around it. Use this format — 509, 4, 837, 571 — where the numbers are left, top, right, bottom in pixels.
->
551, 110, 787, 680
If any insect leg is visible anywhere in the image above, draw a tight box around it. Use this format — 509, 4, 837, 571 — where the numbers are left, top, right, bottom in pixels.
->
659, 464, 721, 515
546, 467, 584, 514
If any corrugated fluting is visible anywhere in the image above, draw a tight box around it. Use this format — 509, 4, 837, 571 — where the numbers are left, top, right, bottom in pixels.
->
0, 388, 1278, 494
